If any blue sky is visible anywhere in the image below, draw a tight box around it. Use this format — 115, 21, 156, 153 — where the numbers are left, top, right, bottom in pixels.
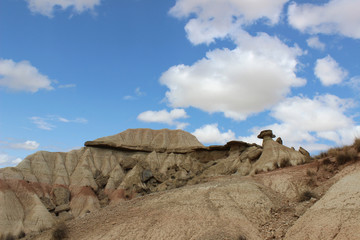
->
1, 0, 360, 166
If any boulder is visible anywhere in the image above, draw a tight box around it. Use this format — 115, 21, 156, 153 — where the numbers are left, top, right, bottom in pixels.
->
54, 204, 70, 214
299, 147, 310, 158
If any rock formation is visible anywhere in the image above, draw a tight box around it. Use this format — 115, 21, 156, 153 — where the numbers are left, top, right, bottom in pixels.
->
285, 163, 360, 239
251, 130, 310, 174
0, 128, 311, 238
85, 128, 204, 153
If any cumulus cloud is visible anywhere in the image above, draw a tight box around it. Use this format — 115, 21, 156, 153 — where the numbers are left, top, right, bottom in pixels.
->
137, 109, 189, 129
0, 59, 54, 93
192, 124, 235, 145
288, 0, 360, 39
26, 0, 101, 17
9, 140, 40, 150
239, 94, 359, 152
0, 153, 22, 166
30, 115, 88, 130
315, 55, 348, 86
170, 0, 289, 45
347, 76, 360, 90
160, 33, 305, 121
306, 36, 325, 50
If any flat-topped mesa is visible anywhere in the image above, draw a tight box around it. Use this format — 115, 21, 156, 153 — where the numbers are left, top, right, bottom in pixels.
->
251, 130, 311, 174
85, 128, 205, 153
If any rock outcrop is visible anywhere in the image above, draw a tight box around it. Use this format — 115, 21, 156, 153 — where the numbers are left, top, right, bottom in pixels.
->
285, 164, 360, 240
85, 128, 204, 153
251, 130, 310, 174
0, 128, 310, 238
32, 176, 285, 240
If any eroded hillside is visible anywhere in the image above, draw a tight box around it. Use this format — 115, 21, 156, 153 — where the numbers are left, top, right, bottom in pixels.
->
0, 128, 326, 239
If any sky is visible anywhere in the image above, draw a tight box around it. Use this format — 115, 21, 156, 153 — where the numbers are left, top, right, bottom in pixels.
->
1, 0, 360, 167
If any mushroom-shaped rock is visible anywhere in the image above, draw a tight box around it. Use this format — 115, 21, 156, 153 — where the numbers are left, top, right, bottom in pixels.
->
251, 130, 310, 174
257, 130, 276, 139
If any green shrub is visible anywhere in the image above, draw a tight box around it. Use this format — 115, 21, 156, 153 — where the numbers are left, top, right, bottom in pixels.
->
52, 222, 68, 240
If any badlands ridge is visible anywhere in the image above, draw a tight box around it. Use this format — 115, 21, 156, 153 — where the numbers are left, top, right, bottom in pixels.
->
1, 128, 359, 239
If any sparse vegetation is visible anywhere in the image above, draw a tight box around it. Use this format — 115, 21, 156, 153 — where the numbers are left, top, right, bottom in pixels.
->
315, 151, 328, 159
238, 235, 247, 240
315, 138, 360, 167
353, 138, 360, 152
306, 169, 316, 176
299, 190, 317, 202
254, 169, 261, 175
306, 177, 317, 187
279, 158, 290, 168
322, 158, 331, 165
0, 234, 15, 240
17, 231, 25, 239
52, 222, 68, 240
336, 153, 353, 165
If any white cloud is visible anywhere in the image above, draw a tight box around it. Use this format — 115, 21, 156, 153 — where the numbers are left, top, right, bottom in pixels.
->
9, 140, 40, 150
12, 158, 23, 165
26, 0, 101, 17
160, 33, 305, 121
123, 87, 145, 100
30, 116, 55, 130
347, 76, 360, 90
271, 94, 354, 132
315, 55, 348, 86
237, 134, 262, 146
192, 124, 235, 145
170, 0, 289, 45
123, 95, 134, 100
239, 94, 359, 152
306, 36, 325, 50
135, 87, 145, 96
0, 153, 22, 166
0, 59, 54, 93
56, 116, 87, 123
288, 0, 360, 39
58, 84, 76, 88
137, 109, 189, 129
30, 115, 88, 130
72, 117, 88, 123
